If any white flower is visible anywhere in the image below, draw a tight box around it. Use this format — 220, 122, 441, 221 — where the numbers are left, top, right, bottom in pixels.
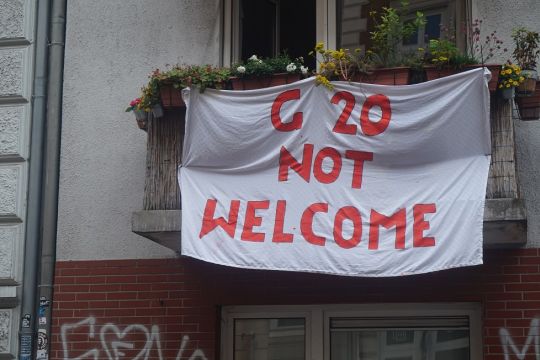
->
249, 55, 259, 61
286, 63, 297, 72
300, 66, 309, 75
236, 66, 246, 73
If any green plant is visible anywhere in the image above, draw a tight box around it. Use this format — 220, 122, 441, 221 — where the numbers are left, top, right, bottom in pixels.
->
125, 65, 231, 112
125, 97, 142, 112
310, 42, 374, 89
125, 73, 160, 113
428, 38, 458, 68
230, 53, 307, 78
401, 47, 426, 70
498, 63, 525, 89
512, 27, 540, 70
369, 1, 426, 67
154, 65, 231, 93
465, 19, 507, 65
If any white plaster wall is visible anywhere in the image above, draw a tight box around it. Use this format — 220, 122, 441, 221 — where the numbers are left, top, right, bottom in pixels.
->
473, 0, 540, 246
57, 0, 221, 260
58, 0, 540, 261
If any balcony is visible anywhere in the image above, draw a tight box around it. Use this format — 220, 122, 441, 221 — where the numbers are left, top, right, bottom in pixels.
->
132, 87, 527, 252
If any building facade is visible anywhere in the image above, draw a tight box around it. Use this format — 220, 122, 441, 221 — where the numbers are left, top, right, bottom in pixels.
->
1, 0, 540, 359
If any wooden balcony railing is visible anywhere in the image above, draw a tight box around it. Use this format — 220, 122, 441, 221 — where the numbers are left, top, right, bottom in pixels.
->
133, 90, 527, 251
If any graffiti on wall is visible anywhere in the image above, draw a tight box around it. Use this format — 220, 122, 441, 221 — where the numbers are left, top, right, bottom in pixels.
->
499, 318, 540, 359
61, 317, 207, 360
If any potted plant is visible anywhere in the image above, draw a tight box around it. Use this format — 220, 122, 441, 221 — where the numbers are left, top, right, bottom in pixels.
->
425, 19, 505, 92
230, 54, 307, 90
125, 97, 149, 130
311, 43, 374, 89
497, 63, 525, 100
367, 1, 426, 84
153, 65, 231, 108
512, 27, 540, 95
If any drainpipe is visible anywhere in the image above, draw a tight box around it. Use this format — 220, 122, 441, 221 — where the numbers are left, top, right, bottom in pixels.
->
18, 0, 50, 358
35, 0, 68, 358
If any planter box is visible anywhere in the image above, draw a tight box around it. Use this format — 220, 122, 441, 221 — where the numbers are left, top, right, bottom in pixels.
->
231, 73, 301, 90
425, 64, 501, 92
360, 67, 411, 85
516, 81, 540, 121
159, 83, 185, 109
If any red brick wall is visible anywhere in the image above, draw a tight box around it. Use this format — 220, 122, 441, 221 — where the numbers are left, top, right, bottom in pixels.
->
51, 249, 540, 359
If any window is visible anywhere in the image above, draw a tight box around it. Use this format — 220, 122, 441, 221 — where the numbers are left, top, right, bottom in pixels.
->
336, 0, 465, 51
221, 304, 482, 360
222, 0, 468, 66
223, 0, 317, 69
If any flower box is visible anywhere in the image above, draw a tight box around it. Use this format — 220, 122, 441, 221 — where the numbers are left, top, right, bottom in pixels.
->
159, 83, 185, 109
516, 70, 538, 96
425, 64, 501, 92
360, 67, 411, 85
516, 80, 540, 121
231, 73, 301, 90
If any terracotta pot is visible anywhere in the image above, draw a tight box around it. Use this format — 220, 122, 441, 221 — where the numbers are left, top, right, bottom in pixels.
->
424, 66, 458, 81
159, 84, 185, 108
463, 64, 501, 92
516, 70, 538, 96
360, 67, 411, 85
231, 73, 301, 90
516, 81, 540, 121
425, 65, 501, 92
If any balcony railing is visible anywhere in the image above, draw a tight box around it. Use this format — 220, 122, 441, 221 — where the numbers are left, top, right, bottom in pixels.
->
132, 87, 527, 251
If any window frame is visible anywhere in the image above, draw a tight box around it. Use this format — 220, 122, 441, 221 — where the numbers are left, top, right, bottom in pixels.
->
221, 0, 336, 66
221, 303, 482, 360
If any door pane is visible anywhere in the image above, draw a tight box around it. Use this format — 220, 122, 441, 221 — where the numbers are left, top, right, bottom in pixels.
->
234, 318, 305, 360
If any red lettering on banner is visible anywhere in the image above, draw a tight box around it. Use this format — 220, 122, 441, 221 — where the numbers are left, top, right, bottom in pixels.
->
279, 145, 371, 189
301, 203, 328, 246
241, 200, 270, 242
360, 94, 392, 136
331, 91, 356, 135
413, 203, 436, 247
368, 209, 406, 250
279, 144, 313, 182
273, 200, 294, 243
313, 147, 342, 184
345, 150, 373, 189
199, 199, 437, 250
199, 199, 240, 239
333, 206, 362, 249
271, 89, 303, 131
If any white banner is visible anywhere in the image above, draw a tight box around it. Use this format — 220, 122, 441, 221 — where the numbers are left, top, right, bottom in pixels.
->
179, 68, 491, 277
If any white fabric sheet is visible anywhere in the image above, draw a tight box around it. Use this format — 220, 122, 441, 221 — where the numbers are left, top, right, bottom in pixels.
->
179, 68, 491, 277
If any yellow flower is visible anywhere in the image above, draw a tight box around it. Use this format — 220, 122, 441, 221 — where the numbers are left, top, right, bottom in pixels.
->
506, 84, 511, 88
499, 84, 503, 88
519, 76, 525, 81
315, 42, 324, 52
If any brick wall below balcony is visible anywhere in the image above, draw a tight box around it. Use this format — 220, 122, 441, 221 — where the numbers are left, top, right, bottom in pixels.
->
51, 249, 540, 359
